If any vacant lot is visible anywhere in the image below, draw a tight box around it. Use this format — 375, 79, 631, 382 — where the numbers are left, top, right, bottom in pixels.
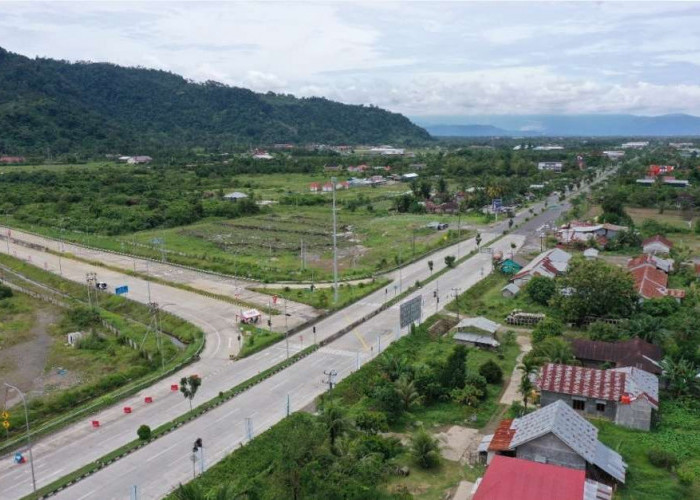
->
113, 207, 475, 281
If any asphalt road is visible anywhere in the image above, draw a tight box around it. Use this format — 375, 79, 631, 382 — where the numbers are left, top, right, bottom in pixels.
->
0, 168, 613, 499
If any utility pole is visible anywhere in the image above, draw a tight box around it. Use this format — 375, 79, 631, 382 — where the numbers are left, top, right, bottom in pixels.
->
284, 298, 289, 359
435, 280, 440, 313
85, 272, 97, 308
399, 249, 403, 293
149, 302, 165, 370
452, 287, 461, 322
332, 177, 339, 304
322, 369, 337, 393
4, 383, 36, 494
268, 298, 273, 333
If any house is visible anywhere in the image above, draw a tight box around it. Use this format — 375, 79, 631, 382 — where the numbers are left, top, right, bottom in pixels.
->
537, 161, 563, 172
511, 248, 572, 287
485, 400, 627, 484
324, 164, 343, 172
456, 316, 500, 335
648, 165, 675, 177
454, 332, 500, 349
583, 248, 599, 259
642, 235, 673, 255
621, 141, 649, 149
571, 338, 662, 375
602, 150, 625, 160
471, 455, 613, 500
252, 149, 273, 160
628, 254, 684, 300
223, 192, 248, 202
501, 283, 521, 298
401, 173, 419, 181
370, 145, 405, 155
662, 176, 690, 187
538, 363, 659, 431
126, 155, 153, 164
309, 182, 320, 192
533, 145, 564, 151
499, 258, 524, 275
0, 156, 26, 164
556, 222, 628, 245
636, 178, 656, 186
628, 253, 673, 273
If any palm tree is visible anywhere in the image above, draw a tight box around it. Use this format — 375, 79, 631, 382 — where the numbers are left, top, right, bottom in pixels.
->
660, 358, 698, 397
321, 401, 348, 450
394, 375, 421, 410
518, 361, 538, 408
410, 428, 441, 469
379, 353, 409, 381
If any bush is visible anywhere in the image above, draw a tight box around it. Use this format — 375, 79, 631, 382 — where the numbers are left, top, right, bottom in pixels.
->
526, 276, 555, 305
532, 317, 563, 343
444, 255, 456, 268
647, 449, 678, 470
137, 424, 152, 441
410, 428, 441, 469
465, 373, 488, 397
479, 360, 503, 384
354, 410, 388, 435
0, 284, 13, 299
588, 321, 621, 342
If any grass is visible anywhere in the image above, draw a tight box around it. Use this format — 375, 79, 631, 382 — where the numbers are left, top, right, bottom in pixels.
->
596, 398, 700, 500
447, 272, 548, 323
253, 278, 390, 311
385, 456, 481, 499
0, 292, 36, 348
9, 203, 475, 282
238, 324, 284, 358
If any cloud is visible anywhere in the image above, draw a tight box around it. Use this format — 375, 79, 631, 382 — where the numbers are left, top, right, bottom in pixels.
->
1, 1, 700, 116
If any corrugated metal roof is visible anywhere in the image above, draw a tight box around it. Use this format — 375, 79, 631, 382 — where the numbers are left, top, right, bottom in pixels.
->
510, 400, 599, 463
455, 316, 500, 334
454, 332, 500, 347
583, 479, 614, 500
488, 419, 516, 451
472, 456, 586, 500
611, 366, 659, 408
571, 338, 662, 375
594, 440, 627, 483
538, 364, 626, 402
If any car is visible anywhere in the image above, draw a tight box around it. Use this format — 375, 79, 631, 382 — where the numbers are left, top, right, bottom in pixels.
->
95, 282, 108, 290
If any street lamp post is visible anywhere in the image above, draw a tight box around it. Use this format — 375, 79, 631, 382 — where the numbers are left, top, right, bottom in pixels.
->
4, 383, 37, 494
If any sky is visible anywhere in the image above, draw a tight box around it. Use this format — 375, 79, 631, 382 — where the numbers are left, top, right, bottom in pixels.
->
2, 1, 700, 118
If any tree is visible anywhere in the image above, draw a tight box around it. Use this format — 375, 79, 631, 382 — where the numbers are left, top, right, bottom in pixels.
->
321, 401, 348, 450
427, 260, 434, 274
444, 255, 456, 268
394, 375, 421, 410
479, 360, 503, 384
451, 384, 483, 406
437, 177, 447, 195
531, 317, 563, 343
354, 411, 388, 435
0, 284, 12, 299
528, 337, 575, 365
659, 358, 698, 397
518, 365, 535, 408
373, 383, 405, 422
378, 353, 409, 382
180, 374, 202, 411
410, 428, 441, 469
553, 258, 637, 324
440, 344, 467, 391
137, 424, 152, 441
526, 276, 555, 305
588, 321, 622, 342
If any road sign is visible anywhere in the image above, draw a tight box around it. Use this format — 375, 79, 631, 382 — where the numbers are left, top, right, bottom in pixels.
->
115, 285, 129, 295
3, 420, 10, 429
1, 411, 8, 419
400, 295, 422, 328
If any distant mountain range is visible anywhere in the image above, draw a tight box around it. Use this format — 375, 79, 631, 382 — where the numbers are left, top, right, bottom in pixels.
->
0, 48, 431, 154
414, 114, 700, 137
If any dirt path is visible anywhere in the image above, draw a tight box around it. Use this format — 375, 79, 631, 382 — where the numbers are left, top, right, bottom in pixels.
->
1, 307, 60, 407
499, 334, 532, 406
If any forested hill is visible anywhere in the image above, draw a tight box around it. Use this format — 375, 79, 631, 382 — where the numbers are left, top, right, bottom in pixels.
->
0, 48, 432, 154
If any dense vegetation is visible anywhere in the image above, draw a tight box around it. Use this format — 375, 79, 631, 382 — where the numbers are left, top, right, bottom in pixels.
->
0, 47, 431, 154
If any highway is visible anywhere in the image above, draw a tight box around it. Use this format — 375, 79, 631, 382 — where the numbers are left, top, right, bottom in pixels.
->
0, 170, 612, 499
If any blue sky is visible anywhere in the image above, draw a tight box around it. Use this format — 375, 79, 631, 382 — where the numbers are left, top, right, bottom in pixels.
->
2, 1, 700, 116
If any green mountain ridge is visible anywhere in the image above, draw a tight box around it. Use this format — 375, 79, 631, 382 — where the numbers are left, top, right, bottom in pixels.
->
0, 47, 432, 154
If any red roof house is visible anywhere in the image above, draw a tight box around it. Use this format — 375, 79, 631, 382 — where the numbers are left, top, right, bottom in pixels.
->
473, 456, 612, 500
538, 363, 626, 402
627, 255, 684, 299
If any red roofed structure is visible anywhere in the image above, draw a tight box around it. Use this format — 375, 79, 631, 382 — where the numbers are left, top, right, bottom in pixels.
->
627, 254, 684, 300
538, 363, 626, 402
473, 456, 590, 500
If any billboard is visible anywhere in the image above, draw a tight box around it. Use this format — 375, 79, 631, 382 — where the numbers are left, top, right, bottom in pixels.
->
400, 295, 422, 328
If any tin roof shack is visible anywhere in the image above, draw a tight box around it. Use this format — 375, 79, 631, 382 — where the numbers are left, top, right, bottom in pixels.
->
571, 338, 662, 375
537, 363, 658, 431
454, 317, 501, 349
485, 400, 627, 485
472, 455, 613, 500
511, 248, 571, 287
642, 234, 673, 255
454, 332, 500, 349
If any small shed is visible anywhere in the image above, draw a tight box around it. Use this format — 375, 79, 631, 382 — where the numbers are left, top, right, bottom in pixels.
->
224, 192, 248, 202
583, 248, 599, 260
454, 332, 500, 349
456, 316, 500, 334
502, 283, 521, 298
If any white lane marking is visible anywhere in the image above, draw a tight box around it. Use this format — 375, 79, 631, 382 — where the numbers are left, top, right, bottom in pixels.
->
215, 407, 241, 423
